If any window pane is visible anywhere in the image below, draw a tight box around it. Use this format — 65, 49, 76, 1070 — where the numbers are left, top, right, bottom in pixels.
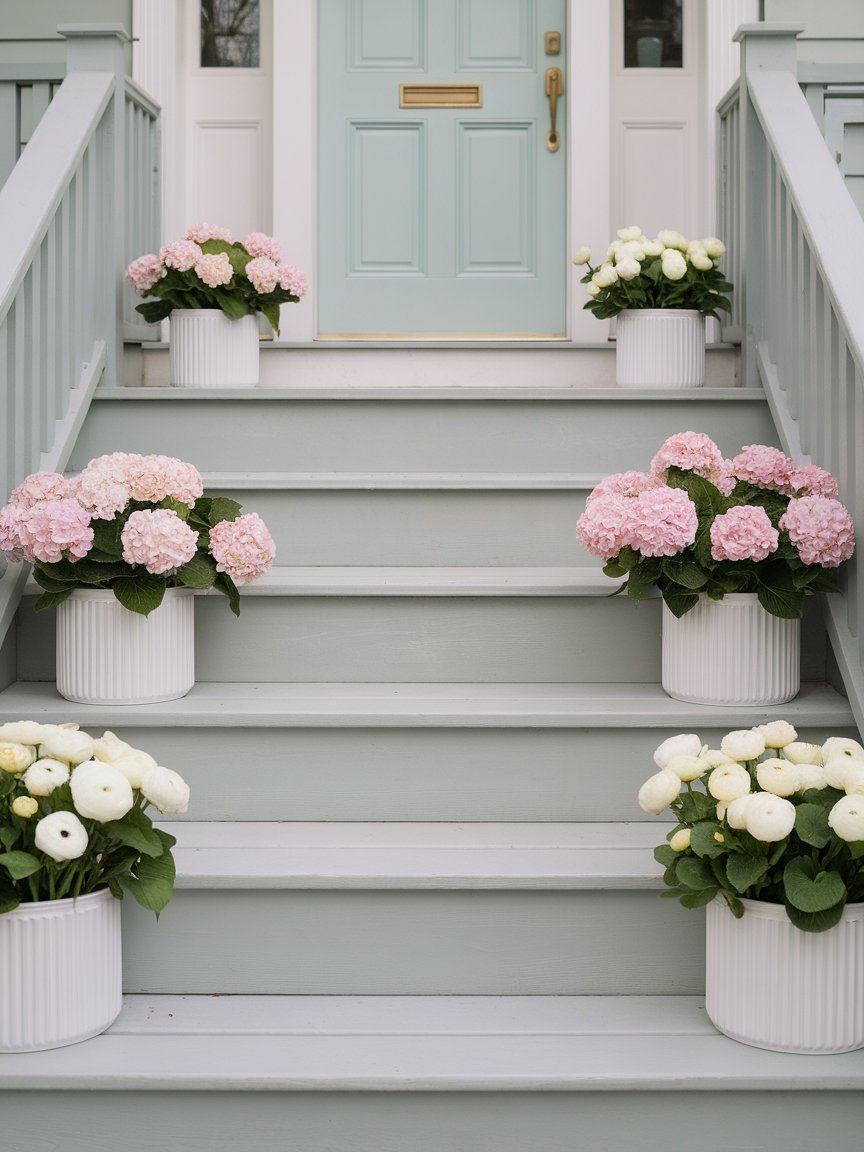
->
201, 0, 260, 68
623, 0, 683, 69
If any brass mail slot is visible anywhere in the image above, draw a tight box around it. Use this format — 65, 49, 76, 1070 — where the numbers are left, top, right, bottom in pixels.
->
399, 83, 483, 108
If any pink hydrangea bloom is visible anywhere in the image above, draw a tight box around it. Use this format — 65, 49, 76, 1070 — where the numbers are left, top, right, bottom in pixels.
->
629, 486, 698, 558
128, 455, 204, 509
731, 444, 794, 493
194, 252, 233, 289
125, 254, 166, 293
779, 496, 856, 568
576, 494, 634, 561
208, 513, 275, 585
277, 264, 308, 297
712, 459, 738, 497
710, 505, 779, 562
649, 432, 724, 484
0, 504, 33, 562
245, 256, 279, 295
121, 509, 198, 575
244, 232, 282, 263
787, 465, 839, 500
586, 470, 656, 505
9, 472, 70, 509
19, 499, 93, 563
159, 239, 203, 272
74, 453, 139, 520
184, 223, 233, 244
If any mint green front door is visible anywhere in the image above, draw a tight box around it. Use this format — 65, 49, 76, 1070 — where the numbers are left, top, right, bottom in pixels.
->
318, 0, 567, 337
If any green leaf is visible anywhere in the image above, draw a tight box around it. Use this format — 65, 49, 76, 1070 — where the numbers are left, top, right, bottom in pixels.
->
207, 497, 243, 525
0, 826, 18, 851
33, 588, 75, 611
725, 853, 770, 894
602, 559, 627, 579
214, 571, 241, 616
135, 299, 174, 324
260, 300, 281, 335
794, 802, 833, 849
661, 558, 709, 590
680, 887, 719, 909
32, 566, 79, 591
112, 572, 166, 616
101, 808, 164, 858
654, 844, 679, 868
661, 586, 700, 619
784, 899, 846, 933
677, 791, 716, 824
756, 580, 804, 620
676, 856, 716, 890
689, 821, 728, 858
92, 518, 124, 558
626, 558, 662, 599
121, 848, 177, 915
211, 288, 251, 320
783, 857, 847, 912
0, 850, 42, 880
177, 552, 217, 589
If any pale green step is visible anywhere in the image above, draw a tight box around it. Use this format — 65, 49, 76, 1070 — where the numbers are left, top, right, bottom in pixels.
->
74, 388, 779, 475
3, 995, 862, 1152
0, 682, 853, 822
117, 821, 704, 995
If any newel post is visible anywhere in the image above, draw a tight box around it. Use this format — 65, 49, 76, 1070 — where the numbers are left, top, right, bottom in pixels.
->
732, 24, 802, 389
57, 23, 131, 389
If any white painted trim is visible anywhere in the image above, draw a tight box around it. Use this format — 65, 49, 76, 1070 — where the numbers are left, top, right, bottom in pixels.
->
132, 0, 179, 243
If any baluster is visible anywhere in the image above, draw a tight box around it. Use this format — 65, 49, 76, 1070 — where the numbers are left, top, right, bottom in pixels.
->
0, 82, 18, 185
0, 319, 10, 500
44, 218, 58, 446
30, 82, 51, 136
808, 253, 824, 463
57, 191, 71, 412
14, 275, 29, 481
71, 166, 84, 386
784, 193, 798, 421
28, 245, 42, 465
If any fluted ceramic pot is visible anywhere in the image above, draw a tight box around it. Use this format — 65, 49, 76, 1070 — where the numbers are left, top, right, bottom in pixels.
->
0, 889, 121, 1052
56, 587, 194, 705
706, 896, 864, 1053
662, 593, 799, 706
615, 308, 705, 387
169, 309, 259, 387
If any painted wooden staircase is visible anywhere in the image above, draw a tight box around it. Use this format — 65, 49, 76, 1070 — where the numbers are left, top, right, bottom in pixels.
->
1, 364, 863, 1151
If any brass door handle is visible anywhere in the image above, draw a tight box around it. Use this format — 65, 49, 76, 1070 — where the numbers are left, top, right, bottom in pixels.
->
545, 67, 563, 152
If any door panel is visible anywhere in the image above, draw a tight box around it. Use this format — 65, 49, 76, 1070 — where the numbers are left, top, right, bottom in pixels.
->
318, 0, 567, 337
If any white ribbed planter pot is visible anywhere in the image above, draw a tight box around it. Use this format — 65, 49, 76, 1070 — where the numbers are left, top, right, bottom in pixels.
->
169, 309, 259, 387
615, 308, 705, 387
56, 587, 195, 705
0, 889, 121, 1052
662, 593, 799, 706
706, 897, 864, 1053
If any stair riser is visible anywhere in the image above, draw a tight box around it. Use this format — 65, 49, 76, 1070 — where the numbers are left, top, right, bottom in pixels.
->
207, 488, 596, 566
74, 397, 778, 474
18, 596, 663, 683
121, 890, 702, 995
7, 1092, 861, 1152
75, 724, 857, 822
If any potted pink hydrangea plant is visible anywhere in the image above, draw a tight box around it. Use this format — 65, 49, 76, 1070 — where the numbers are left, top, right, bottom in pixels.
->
0, 453, 275, 704
576, 431, 855, 706
126, 223, 307, 386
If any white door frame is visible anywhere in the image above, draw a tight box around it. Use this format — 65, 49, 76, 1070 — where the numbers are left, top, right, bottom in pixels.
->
134, 0, 752, 345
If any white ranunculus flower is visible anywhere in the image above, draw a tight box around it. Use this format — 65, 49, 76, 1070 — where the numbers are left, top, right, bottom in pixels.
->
660, 249, 687, 281
753, 721, 797, 749
666, 754, 708, 783
11, 795, 39, 818
669, 828, 691, 852
642, 240, 664, 257
592, 263, 619, 289
110, 749, 158, 789
784, 741, 823, 766
0, 720, 55, 746
34, 810, 88, 862
653, 734, 703, 769
725, 794, 754, 830
92, 730, 134, 764
822, 737, 864, 764
795, 763, 828, 792
23, 757, 71, 797
824, 757, 855, 790
756, 757, 800, 797
615, 257, 642, 281
38, 728, 96, 766
585, 282, 601, 298
615, 240, 645, 263
744, 793, 796, 842
572, 246, 592, 265
720, 730, 766, 762
637, 769, 681, 815
843, 766, 864, 796
702, 237, 726, 259
657, 230, 688, 251
700, 748, 735, 768
707, 763, 752, 803
140, 765, 190, 814
617, 225, 642, 242
689, 250, 714, 272
70, 761, 134, 823
0, 742, 36, 775
828, 796, 864, 842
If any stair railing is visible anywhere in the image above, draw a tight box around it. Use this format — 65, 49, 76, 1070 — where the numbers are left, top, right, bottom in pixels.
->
0, 25, 160, 660
719, 24, 864, 731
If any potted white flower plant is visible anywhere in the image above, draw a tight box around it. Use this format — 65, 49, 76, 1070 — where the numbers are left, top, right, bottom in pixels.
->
572, 227, 733, 387
126, 223, 308, 386
0, 720, 190, 1051
639, 722, 864, 1053
0, 453, 276, 704
576, 431, 855, 705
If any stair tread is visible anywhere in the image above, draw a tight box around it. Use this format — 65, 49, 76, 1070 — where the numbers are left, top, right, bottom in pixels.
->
200, 470, 604, 490
166, 821, 667, 889
2, 994, 861, 1090
98, 385, 754, 402
0, 680, 852, 727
